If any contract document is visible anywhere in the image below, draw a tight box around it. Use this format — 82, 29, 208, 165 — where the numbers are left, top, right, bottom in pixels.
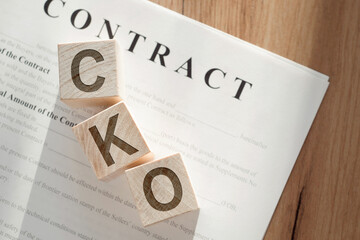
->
0, 0, 329, 239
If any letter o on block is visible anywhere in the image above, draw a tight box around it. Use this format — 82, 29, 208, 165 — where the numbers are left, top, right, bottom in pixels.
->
143, 167, 183, 211
58, 39, 124, 107
126, 153, 198, 226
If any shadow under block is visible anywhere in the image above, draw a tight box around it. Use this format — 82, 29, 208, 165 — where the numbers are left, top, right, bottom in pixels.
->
72, 101, 152, 180
126, 153, 198, 226
58, 39, 124, 107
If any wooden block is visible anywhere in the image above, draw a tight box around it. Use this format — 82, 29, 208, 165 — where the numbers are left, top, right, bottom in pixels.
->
58, 39, 124, 107
126, 153, 198, 226
72, 101, 152, 180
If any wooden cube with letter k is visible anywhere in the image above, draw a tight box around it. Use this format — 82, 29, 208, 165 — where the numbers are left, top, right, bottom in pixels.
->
58, 39, 124, 107
72, 101, 153, 180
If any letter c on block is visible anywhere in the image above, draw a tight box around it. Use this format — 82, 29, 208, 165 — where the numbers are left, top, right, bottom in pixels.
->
71, 49, 105, 92
143, 167, 183, 211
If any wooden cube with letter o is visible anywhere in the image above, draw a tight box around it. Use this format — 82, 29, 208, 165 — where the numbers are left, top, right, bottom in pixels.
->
126, 153, 198, 226
58, 39, 124, 107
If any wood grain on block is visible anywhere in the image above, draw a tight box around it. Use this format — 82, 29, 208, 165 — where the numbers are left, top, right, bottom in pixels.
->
58, 39, 124, 107
72, 101, 152, 180
126, 153, 198, 226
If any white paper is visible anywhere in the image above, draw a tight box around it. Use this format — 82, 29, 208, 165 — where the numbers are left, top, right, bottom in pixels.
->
0, 0, 328, 239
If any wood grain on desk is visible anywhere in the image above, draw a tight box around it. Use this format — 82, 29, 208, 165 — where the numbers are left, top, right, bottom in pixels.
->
151, 0, 360, 239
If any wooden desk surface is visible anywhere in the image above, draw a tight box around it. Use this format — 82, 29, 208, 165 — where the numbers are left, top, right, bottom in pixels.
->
151, 0, 360, 239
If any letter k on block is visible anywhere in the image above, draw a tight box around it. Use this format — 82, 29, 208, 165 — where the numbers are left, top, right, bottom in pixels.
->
73, 102, 153, 180
89, 114, 139, 167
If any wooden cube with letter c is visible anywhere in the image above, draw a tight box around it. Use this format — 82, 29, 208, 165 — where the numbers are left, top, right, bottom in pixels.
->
72, 101, 153, 180
125, 153, 198, 226
58, 39, 124, 107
